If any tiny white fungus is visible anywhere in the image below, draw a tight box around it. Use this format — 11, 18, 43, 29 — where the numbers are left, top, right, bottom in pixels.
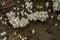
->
32, 29, 35, 34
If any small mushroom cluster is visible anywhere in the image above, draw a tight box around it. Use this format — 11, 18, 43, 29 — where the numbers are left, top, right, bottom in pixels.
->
52, 0, 60, 11
0, 31, 7, 40
25, 0, 33, 13
19, 35, 27, 40
6, 12, 29, 28
6, 11, 16, 20
27, 11, 49, 21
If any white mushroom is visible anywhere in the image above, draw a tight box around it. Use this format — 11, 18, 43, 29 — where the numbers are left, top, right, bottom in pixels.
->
32, 29, 35, 34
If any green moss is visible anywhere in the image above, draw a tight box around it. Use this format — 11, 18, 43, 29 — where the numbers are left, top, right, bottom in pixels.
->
37, 5, 43, 9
